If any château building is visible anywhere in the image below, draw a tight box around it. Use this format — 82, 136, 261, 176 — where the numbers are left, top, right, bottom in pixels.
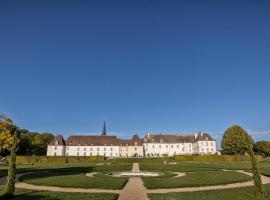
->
47, 123, 216, 157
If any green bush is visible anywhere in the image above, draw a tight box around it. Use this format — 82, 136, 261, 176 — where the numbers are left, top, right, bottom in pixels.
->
173, 155, 263, 162
254, 141, 270, 157
15, 156, 105, 165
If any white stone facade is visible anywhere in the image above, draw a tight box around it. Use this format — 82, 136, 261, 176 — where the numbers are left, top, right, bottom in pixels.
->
47, 132, 217, 157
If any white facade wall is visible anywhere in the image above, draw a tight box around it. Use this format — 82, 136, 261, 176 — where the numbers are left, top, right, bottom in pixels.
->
197, 141, 216, 155
144, 142, 193, 157
47, 145, 65, 156
119, 145, 144, 157
65, 145, 120, 157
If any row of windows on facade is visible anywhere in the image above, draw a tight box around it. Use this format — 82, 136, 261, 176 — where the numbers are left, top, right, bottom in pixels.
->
63, 152, 118, 156
146, 142, 214, 148
66, 143, 137, 146
147, 144, 191, 149
55, 147, 119, 151
145, 147, 191, 152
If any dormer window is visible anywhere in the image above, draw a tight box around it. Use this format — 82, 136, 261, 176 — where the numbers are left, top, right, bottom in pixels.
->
205, 137, 209, 141
55, 141, 58, 145
144, 138, 147, 142
79, 143, 81, 146
151, 139, 154, 143
160, 139, 163, 143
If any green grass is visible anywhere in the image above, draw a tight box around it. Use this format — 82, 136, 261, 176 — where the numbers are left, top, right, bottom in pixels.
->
148, 184, 270, 200
143, 171, 252, 189
20, 171, 128, 189
139, 160, 254, 172
0, 188, 117, 200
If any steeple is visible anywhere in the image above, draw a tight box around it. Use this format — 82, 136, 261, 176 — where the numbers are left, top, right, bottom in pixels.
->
101, 121, 107, 136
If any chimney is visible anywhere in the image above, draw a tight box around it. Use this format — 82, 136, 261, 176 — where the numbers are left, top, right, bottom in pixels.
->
200, 131, 203, 136
194, 133, 198, 139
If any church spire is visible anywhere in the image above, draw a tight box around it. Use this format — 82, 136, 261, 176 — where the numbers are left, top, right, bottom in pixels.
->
101, 121, 106, 136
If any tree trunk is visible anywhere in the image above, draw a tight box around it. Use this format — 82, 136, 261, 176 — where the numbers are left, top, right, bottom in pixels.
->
2, 132, 18, 198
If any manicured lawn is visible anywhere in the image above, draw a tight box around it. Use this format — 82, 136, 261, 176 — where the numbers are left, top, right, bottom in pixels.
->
0, 188, 117, 200
139, 160, 254, 172
143, 171, 252, 189
20, 171, 128, 189
148, 184, 270, 200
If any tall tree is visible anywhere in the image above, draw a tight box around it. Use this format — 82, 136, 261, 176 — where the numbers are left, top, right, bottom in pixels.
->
0, 115, 19, 198
223, 125, 266, 198
254, 141, 270, 157
221, 125, 254, 155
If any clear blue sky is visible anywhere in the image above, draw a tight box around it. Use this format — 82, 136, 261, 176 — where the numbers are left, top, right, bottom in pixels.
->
1, 1, 270, 146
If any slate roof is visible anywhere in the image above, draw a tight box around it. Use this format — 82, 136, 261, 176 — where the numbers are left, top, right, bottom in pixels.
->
48, 135, 65, 146
144, 134, 195, 143
144, 132, 215, 143
65, 135, 119, 146
118, 134, 143, 146
195, 132, 215, 141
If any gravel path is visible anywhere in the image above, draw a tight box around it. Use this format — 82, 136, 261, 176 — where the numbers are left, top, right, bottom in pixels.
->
173, 172, 186, 178
118, 163, 149, 200
1, 165, 270, 197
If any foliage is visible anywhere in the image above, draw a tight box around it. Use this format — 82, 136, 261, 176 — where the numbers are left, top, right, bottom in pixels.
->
221, 125, 254, 155
17, 131, 54, 156
0, 116, 19, 198
222, 125, 265, 198
0, 115, 16, 151
173, 155, 263, 161
2, 132, 18, 198
254, 141, 270, 157
15, 156, 105, 165
245, 133, 266, 198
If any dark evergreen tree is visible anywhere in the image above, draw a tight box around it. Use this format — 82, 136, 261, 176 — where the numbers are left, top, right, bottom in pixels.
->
2, 131, 18, 198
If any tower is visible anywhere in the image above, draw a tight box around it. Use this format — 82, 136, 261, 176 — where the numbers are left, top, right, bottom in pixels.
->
101, 121, 107, 136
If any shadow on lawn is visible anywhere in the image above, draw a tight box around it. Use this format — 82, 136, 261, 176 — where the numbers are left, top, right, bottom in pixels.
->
0, 191, 63, 200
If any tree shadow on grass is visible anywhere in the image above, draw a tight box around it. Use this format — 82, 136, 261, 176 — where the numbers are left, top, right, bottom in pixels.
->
0, 190, 63, 200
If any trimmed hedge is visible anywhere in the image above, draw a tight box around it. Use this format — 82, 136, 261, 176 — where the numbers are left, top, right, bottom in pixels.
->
173, 155, 263, 161
13, 156, 105, 165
